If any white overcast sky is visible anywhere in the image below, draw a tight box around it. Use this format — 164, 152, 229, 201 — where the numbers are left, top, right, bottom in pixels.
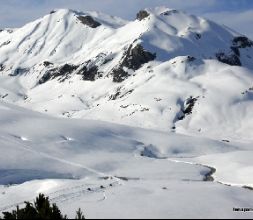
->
0, 0, 253, 38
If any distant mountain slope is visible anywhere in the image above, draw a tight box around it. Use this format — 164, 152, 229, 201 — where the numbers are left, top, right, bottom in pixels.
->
0, 7, 252, 141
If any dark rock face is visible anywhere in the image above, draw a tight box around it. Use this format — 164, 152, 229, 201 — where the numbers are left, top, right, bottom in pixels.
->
109, 87, 134, 100
112, 44, 156, 83
161, 10, 179, 16
39, 60, 102, 84
77, 65, 99, 81
0, 64, 4, 71
43, 61, 53, 67
184, 96, 198, 115
216, 52, 241, 66
112, 68, 129, 83
203, 166, 216, 182
39, 64, 78, 84
178, 96, 198, 121
123, 44, 156, 70
39, 72, 51, 84
39, 44, 155, 84
186, 56, 196, 62
216, 36, 252, 67
58, 64, 78, 77
77, 16, 101, 28
230, 46, 240, 57
136, 10, 150, 21
232, 36, 253, 48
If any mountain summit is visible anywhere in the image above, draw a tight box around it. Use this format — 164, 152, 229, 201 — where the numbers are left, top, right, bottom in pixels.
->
0, 7, 252, 141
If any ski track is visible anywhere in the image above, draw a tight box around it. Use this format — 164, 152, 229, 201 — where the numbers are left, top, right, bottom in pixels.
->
0, 181, 116, 212
0, 134, 123, 212
0, 134, 118, 180
0, 134, 216, 212
0, 138, 252, 214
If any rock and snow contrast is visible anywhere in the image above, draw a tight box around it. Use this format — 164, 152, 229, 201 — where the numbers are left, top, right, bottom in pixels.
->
0, 6, 253, 218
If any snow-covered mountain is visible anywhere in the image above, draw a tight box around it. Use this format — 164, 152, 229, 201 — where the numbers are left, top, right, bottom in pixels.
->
0, 7, 253, 218
0, 7, 253, 141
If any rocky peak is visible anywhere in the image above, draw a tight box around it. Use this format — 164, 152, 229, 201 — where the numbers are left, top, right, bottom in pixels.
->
216, 52, 241, 66
136, 10, 150, 21
77, 15, 101, 28
232, 36, 253, 48
122, 44, 156, 70
112, 44, 156, 83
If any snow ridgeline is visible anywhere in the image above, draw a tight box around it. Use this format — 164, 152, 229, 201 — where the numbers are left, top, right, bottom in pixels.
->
0, 7, 252, 141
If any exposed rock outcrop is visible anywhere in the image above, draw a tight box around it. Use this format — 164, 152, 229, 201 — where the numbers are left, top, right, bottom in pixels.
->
178, 96, 198, 120
43, 61, 53, 67
0, 64, 4, 72
39, 64, 78, 84
77, 65, 99, 81
112, 68, 129, 83
216, 52, 241, 66
216, 36, 252, 67
232, 36, 253, 48
77, 16, 101, 28
123, 44, 156, 70
38, 43, 155, 84
186, 56, 196, 63
39, 60, 103, 84
184, 96, 198, 115
136, 10, 150, 21
109, 87, 134, 100
112, 44, 156, 83
161, 10, 179, 16
203, 166, 216, 182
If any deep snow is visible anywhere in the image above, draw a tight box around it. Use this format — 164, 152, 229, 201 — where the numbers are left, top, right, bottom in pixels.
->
0, 101, 252, 218
0, 6, 253, 219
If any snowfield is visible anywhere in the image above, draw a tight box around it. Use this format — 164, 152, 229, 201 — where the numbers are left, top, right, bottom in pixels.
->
0, 101, 253, 218
0, 6, 253, 219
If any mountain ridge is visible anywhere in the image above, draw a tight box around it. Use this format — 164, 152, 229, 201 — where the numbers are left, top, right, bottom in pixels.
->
0, 7, 252, 141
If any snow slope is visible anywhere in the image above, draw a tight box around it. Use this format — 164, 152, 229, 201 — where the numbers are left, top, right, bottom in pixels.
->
0, 6, 253, 218
0, 7, 252, 142
0, 101, 253, 218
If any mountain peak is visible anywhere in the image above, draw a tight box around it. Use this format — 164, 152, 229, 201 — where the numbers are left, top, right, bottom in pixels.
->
0, 6, 252, 75
136, 6, 180, 21
0, 6, 251, 140
146, 6, 177, 15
